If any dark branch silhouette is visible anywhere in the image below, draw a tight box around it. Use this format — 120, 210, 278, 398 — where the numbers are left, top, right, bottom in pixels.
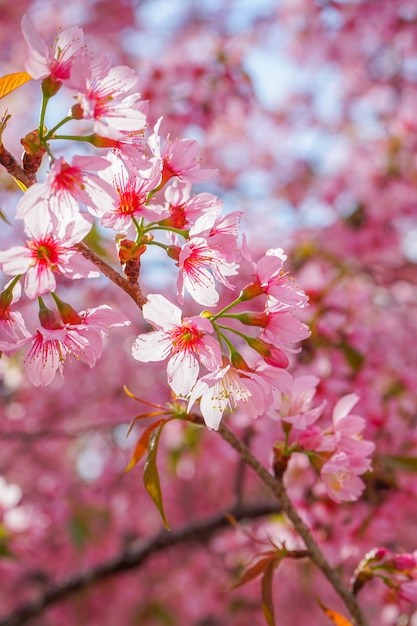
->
0, 502, 280, 626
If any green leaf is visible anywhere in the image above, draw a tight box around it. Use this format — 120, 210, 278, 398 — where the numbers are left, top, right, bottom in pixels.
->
383, 455, 417, 473
144, 422, 170, 530
261, 558, 278, 626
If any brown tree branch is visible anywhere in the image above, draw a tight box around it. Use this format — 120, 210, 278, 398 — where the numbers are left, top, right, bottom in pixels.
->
217, 422, 369, 626
74, 242, 147, 309
0, 502, 280, 626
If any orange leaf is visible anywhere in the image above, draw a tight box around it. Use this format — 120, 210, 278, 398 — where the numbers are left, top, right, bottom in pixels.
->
317, 598, 354, 626
124, 418, 167, 472
0, 72, 32, 99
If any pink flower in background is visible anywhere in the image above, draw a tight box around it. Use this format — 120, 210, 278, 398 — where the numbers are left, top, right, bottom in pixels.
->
21, 15, 84, 82
131, 294, 221, 396
329, 394, 375, 473
320, 451, 366, 503
0, 208, 97, 299
278, 375, 325, 430
399, 581, 417, 604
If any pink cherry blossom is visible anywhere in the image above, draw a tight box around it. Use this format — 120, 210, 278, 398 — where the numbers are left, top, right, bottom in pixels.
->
15, 156, 118, 222
241, 245, 308, 309
131, 294, 222, 396
22, 302, 129, 387
69, 52, 147, 136
21, 15, 84, 82
0, 283, 31, 356
261, 309, 311, 355
278, 375, 325, 431
320, 451, 366, 503
95, 151, 164, 230
330, 394, 375, 473
163, 178, 223, 231
23, 326, 89, 387
187, 363, 271, 430
177, 236, 239, 307
148, 118, 217, 185
399, 581, 417, 604
0, 207, 98, 299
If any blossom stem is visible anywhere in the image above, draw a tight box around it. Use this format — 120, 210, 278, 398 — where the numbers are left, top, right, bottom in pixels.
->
217, 422, 370, 626
145, 225, 189, 239
210, 296, 245, 321
38, 95, 49, 141
45, 116, 74, 139
51, 135, 96, 143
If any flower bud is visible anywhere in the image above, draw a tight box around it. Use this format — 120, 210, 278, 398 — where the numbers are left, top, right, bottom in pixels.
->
52, 294, 82, 325
41, 76, 62, 98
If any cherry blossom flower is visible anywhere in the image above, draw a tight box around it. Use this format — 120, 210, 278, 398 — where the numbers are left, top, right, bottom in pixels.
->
327, 394, 375, 473
21, 15, 84, 82
55, 301, 131, 367
22, 301, 129, 387
95, 151, 164, 230
0, 207, 98, 299
320, 451, 366, 503
187, 363, 271, 430
278, 375, 325, 430
131, 294, 222, 396
177, 236, 239, 307
15, 156, 118, 222
261, 309, 311, 355
162, 178, 222, 231
69, 52, 147, 137
241, 245, 308, 309
149, 118, 217, 185
0, 282, 31, 355
399, 581, 417, 604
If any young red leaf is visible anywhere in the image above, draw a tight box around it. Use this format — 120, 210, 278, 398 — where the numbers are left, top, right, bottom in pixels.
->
143, 422, 170, 530
232, 554, 278, 589
0, 72, 32, 99
261, 558, 279, 626
124, 418, 167, 473
317, 597, 354, 626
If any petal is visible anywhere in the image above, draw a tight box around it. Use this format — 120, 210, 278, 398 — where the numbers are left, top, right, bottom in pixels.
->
131, 331, 171, 362
142, 294, 182, 329
167, 352, 199, 396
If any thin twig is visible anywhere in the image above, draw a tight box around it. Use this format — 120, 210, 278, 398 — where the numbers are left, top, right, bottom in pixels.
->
0, 502, 280, 626
217, 422, 369, 626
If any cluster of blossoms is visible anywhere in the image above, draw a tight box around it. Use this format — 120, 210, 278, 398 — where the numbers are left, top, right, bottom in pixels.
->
352, 547, 417, 605
271, 376, 375, 502
0, 18, 375, 505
